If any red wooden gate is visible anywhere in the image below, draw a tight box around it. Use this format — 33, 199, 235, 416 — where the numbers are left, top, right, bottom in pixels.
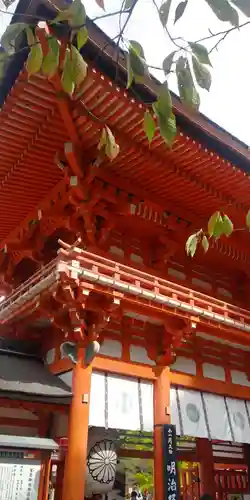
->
180, 466, 200, 500
215, 469, 248, 499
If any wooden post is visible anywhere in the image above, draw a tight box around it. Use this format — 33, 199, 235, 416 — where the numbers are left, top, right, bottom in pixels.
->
196, 438, 216, 497
153, 366, 171, 500
62, 348, 92, 500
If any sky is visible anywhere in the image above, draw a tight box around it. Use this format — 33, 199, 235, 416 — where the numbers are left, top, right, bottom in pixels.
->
0, 0, 249, 145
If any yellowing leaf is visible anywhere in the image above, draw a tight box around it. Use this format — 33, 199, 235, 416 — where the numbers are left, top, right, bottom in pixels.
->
222, 214, 233, 236
143, 110, 155, 144
186, 233, 198, 257
61, 49, 75, 95
26, 42, 43, 77
71, 45, 88, 87
246, 209, 250, 228
77, 26, 88, 50
189, 42, 211, 66
42, 37, 59, 78
202, 235, 209, 253
105, 127, 120, 160
25, 26, 35, 47
98, 127, 120, 161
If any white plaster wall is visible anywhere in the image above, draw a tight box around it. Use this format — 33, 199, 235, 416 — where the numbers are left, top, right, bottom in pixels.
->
99, 339, 122, 359
202, 363, 226, 381
129, 345, 155, 365
171, 356, 196, 375
231, 370, 250, 387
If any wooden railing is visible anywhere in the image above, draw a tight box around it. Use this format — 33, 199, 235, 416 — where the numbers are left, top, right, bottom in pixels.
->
0, 249, 250, 334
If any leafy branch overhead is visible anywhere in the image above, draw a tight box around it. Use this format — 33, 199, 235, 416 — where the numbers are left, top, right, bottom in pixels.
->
0, 0, 249, 158
186, 209, 250, 258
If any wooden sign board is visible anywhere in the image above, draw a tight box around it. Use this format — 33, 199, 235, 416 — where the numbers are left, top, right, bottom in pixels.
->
163, 424, 180, 500
0, 457, 41, 499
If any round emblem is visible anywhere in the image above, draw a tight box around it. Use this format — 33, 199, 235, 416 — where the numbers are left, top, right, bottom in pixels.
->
233, 412, 245, 430
87, 440, 117, 484
186, 403, 200, 423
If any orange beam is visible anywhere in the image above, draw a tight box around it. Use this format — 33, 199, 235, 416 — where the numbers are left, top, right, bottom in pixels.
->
170, 371, 250, 401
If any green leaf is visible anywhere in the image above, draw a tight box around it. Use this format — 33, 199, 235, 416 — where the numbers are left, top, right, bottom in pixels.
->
159, 0, 172, 26
221, 214, 233, 236
208, 211, 220, 236
124, 0, 135, 8
126, 52, 134, 88
176, 57, 200, 110
26, 41, 43, 77
61, 49, 75, 95
127, 42, 148, 84
246, 209, 250, 228
192, 56, 211, 91
186, 233, 198, 257
71, 45, 88, 87
42, 36, 59, 78
156, 81, 172, 114
129, 40, 145, 59
162, 51, 176, 75
156, 111, 176, 147
1, 22, 27, 52
53, 0, 86, 27
202, 235, 209, 253
143, 110, 155, 143
77, 27, 88, 50
231, 0, 250, 17
174, 0, 188, 23
208, 211, 224, 238
205, 0, 239, 26
189, 42, 211, 66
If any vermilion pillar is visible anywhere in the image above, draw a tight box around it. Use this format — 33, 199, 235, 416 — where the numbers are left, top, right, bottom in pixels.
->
62, 348, 92, 500
196, 438, 216, 497
153, 366, 171, 500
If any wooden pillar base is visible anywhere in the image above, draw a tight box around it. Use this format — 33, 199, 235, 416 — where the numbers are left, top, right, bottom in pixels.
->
62, 348, 92, 500
153, 366, 171, 500
197, 438, 216, 497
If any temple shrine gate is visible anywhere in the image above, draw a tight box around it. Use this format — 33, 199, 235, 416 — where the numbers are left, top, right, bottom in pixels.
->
0, 0, 249, 498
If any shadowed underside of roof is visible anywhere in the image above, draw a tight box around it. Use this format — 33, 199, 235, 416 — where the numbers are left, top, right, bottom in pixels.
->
0, 351, 72, 402
0, 65, 250, 266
